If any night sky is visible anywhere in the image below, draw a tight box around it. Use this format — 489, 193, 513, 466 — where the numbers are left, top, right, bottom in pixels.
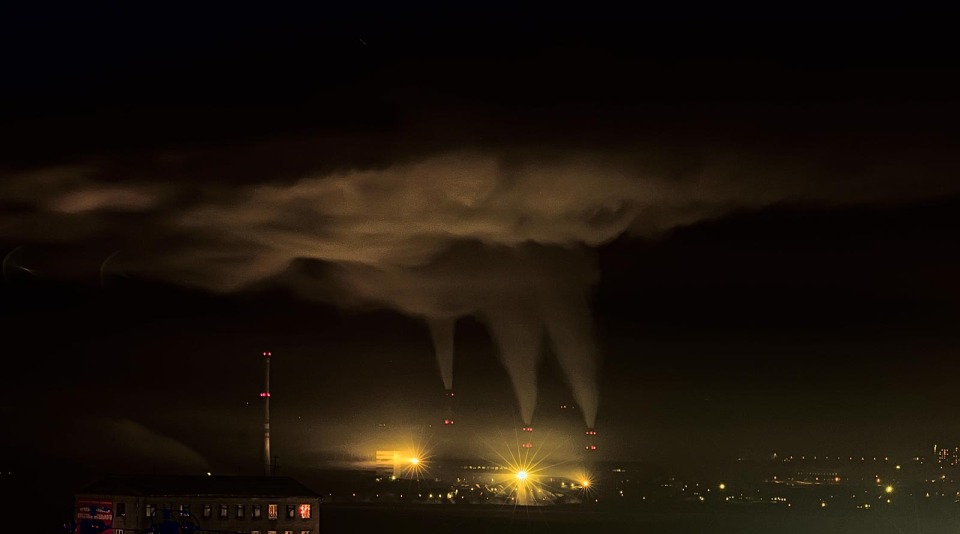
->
2, 5, 959, 478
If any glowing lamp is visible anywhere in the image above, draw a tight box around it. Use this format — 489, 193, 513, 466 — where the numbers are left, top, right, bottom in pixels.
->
516, 470, 528, 481
581, 480, 591, 488
410, 458, 420, 465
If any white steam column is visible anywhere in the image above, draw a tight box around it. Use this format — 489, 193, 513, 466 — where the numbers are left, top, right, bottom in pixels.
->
260, 351, 273, 476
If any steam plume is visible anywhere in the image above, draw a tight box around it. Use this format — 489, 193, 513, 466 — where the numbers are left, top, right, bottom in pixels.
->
427, 316, 456, 391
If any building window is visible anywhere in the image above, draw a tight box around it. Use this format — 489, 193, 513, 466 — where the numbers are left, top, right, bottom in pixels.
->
268, 531, 277, 534
236, 504, 245, 518
252, 504, 262, 519
298, 504, 311, 519
286, 505, 295, 519
115, 530, 124, 534
285, 531, 293, 534
267, 504, 278, 520
117, 502, 126, 517
202, 504, 212, 518
180, 504, 191, 517
145, 504, 156, 517
219, 504, 229, 519
251, 531, 261, 534
300, 530, 311, 534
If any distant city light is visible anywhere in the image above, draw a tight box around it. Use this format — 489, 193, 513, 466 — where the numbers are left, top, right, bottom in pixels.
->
581, 479, 591, 488
516, 470, 528, 481
410, 458, 420, 465
885, 485, 894, 494
719, 483, 726, 490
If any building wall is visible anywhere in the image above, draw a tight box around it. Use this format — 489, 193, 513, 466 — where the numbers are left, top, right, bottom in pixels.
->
77, 493, 320, 534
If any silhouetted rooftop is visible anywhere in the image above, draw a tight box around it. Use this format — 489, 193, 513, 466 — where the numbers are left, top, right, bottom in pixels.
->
78, 475, 319, 498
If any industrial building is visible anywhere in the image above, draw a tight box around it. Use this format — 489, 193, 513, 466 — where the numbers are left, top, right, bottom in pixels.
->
74, 475, 320, 534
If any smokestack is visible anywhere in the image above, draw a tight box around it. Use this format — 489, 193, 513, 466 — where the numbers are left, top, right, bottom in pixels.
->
521, 425, 534, 449
584, 427, 598, 454
443, 389, 455, 426
260, 351, 273, 476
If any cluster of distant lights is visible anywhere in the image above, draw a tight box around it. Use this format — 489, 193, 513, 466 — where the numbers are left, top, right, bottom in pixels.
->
775, 455, 915, 463
362, 460, 908, 509
366, 450, 923, 510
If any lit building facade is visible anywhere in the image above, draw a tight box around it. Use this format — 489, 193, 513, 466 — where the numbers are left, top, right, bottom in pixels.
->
74, 475, 320, 534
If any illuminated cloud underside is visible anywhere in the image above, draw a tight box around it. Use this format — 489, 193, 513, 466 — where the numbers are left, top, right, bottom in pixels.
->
3, 146, 959, 429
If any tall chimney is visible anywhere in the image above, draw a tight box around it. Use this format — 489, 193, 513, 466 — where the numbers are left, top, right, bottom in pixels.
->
261, 351, 272, 476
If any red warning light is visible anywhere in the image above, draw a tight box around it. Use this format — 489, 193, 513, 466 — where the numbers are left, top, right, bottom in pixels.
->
522, 426, 534, 432
444, 419, 454, 425
585, 430, 597, 436
522, 442, 533, 449
585, 445, 597, 451
260, 392, 271, 397
262, 351, 272, 357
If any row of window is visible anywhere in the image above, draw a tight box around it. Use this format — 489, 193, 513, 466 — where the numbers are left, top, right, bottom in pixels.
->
143, 503, 312, 520
116, 528, 311, 534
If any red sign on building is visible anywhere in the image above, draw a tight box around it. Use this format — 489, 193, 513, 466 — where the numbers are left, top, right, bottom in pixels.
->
76, 499, 113, 534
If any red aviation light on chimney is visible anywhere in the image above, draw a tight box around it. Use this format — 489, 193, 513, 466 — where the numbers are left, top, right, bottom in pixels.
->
263, 351, 272, 357
260, 392, 271, 397
521, 442, 533, 449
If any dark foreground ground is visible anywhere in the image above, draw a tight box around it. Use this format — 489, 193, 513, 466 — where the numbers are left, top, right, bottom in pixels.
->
319, 503, 960, 534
